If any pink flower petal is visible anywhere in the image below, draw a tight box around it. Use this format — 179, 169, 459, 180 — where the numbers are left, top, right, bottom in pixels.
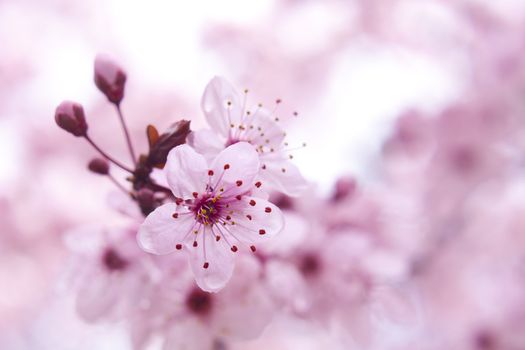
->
187, 129, 225, 161
137, 203, 196, 255
166, 145, 208, 198
259, 159, 309, 197
230, 196, 284, 244
188, 225, 235, 292
210, 142, 260, 195
201, 76, 243, 139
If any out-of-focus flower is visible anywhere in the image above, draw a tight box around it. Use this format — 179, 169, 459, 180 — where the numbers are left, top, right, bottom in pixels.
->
130, 254, 276, 350
190, 76, 308, 197
65, 225, 153, 323
138, 142, 284, 292
94, 54, 127, 105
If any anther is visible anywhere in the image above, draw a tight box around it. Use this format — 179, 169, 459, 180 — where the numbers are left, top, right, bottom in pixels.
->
246, 214, 252, 220
250, 245, 257, 252
265, 207, 272, 213
208, 170, 214, 176
231, 246, 238, 252
203, 262, 209, 269
224, 164, 230, 170
193, 241, 198, 247
255, 181, 262, 188
259, 229, 266, 235
216, 236, 221, 241
176, 244, 182, 250
281, 168, 286, 173
276, 99, 282, 104
226, 215, 231, 220
236, 180, 243, 187
249, 200, 256, 206
172, 213, 179, 219
193, 192, 199, 198
236, 195, 242, 200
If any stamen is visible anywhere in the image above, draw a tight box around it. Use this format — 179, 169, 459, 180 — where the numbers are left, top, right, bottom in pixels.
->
249, 199, 256, 206
250, 245, 257, 252
224, 164, 230, 170
172, 213, 179, 219
259, 229, 266, 235
231, 245, 238, 252
265, 207, 272, 213
208, 170, 214, 176
176, 244, 182, 250
255, 181, 262, 188
203, 262, 209, 269
236, 180, 243, 186
246, 214, 252, 220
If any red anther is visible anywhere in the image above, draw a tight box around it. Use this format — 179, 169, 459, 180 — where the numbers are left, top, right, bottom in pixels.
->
246, 214, 252, 220
250, 245, 257, 252
249, 200, 256, 206
208, 170, 214, 176
255, 181, 262, 188
231, 246, 238, 252
172, 213, 179, 219
276, 98, 282, 104
215, 236, 221, 242
236, 180, 243, 187
176, 244, 182, 250
259, 229, 266, 235
193, 241, 198, 247
192, 192, 199, 198
224, 164, 230, 170
236, 195, 242, 200
265, 207, 272, 213
226, 215, 231, 220
203, 262, 209, 269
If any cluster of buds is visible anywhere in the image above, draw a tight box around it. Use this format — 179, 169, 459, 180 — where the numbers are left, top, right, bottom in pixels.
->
55, 54, 191, 216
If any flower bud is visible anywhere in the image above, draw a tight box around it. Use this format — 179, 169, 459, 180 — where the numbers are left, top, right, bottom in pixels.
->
88, 158, 109, 175
55, 101, 88, 137
94, 54, 127, 104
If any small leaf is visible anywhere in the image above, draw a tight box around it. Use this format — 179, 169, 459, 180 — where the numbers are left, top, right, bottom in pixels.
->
146, 124, 160, 150
147, 120, 191, 168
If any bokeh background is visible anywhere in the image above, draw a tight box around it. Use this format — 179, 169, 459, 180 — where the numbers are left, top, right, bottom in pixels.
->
2, 0, 525, 349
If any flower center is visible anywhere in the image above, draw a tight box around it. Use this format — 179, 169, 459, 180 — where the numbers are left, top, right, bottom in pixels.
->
299, 253, 322, 277
193, 195, 223, 225
102, 248, 128, 271
186, 287, 213, 316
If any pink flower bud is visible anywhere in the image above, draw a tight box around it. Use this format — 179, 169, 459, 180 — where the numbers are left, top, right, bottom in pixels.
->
94, 54, 127, 104
54, 101, 88, 137
88, 158, 109, 175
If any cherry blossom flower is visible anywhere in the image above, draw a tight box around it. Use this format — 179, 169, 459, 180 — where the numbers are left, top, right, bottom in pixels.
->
149, 255, 276, 350
189, 76, 308, 197
64, 225, 153, 323
138, 142, 284, 292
